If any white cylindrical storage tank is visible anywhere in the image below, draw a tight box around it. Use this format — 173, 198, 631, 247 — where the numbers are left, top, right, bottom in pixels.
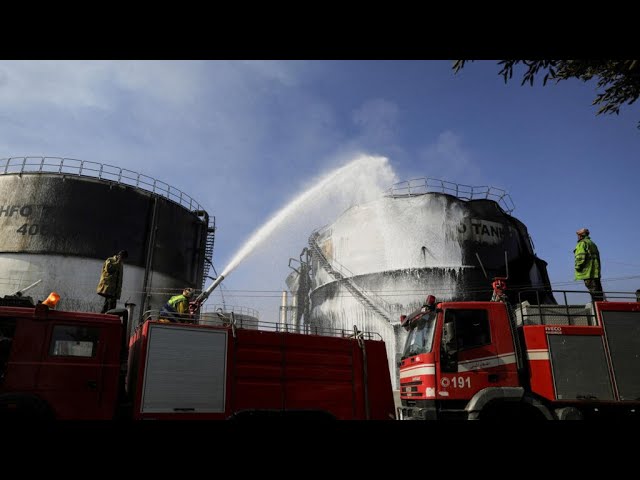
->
302, 180, 555, 388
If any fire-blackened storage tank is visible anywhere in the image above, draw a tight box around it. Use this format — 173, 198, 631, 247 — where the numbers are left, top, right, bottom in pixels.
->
0, 157, 215, 321
286, 178, 555, 388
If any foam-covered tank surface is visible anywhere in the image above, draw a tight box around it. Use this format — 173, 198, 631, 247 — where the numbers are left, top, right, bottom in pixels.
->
307, 193, 554, 388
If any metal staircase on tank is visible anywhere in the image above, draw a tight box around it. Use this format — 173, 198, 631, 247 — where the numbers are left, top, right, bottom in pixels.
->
308, 231, 395, 325
201, 215, 216, 293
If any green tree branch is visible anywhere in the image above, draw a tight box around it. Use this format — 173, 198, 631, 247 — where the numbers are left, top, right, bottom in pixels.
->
453, 60, 640, 129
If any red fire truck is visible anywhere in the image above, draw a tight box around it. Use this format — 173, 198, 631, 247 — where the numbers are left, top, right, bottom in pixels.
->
397, 279, 640, 420
0, 294, 395, 420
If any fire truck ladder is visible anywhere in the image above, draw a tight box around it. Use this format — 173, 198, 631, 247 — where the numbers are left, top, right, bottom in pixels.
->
308, 232, 395, 325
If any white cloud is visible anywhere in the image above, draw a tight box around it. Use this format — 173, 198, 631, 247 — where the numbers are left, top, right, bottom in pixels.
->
110, 60, 208, 106
0, 60, 207, 111
352, 98, 400, 145
0, 61, 110, 109
416, 130, 485, 185
237, 60, 303, 87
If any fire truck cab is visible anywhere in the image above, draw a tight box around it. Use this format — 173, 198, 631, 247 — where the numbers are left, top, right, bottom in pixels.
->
398, 290, 640, 420
0, 301, 125, 420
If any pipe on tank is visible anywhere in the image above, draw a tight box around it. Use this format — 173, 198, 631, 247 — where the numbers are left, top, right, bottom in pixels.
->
125, 302, 136, 338
140, 197, 159, 323
291, 294, 298, 332
280, 290, 288, 327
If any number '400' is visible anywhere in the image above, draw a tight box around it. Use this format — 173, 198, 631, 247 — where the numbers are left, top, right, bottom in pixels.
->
16, 224, 46, 235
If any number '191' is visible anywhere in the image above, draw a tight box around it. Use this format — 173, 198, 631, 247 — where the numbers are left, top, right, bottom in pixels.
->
452, 376, 471, 388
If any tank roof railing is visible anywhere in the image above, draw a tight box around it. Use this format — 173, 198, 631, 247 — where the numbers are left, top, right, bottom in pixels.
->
0, 156, 205, 214
385, 177, 515, 214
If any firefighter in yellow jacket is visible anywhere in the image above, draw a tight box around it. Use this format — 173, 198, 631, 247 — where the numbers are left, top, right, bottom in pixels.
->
574, 228, 604, 302
96, 250, 128, 313
159, 288, 195, 323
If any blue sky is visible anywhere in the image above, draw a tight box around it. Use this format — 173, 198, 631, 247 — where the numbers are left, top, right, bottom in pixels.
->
1, 60, 638, 320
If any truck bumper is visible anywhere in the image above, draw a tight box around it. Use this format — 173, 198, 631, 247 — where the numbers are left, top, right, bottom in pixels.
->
397, 401, 438, 420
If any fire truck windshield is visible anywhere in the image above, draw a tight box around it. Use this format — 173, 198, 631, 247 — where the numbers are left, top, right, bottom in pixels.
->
401, 312, 437, 359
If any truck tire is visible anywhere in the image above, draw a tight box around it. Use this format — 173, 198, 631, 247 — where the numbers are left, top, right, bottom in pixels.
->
554, 406, 584, 420
0, 394, 54, 421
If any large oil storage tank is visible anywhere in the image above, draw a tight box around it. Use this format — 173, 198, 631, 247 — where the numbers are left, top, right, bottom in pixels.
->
284, 178, 555, 388
0, 157, 215, 321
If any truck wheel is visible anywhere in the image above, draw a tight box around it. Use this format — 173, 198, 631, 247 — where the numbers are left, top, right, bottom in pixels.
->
554, 407, 583, 420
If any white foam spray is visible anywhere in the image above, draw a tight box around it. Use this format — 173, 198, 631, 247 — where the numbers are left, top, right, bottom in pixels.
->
218, 154, 397, 280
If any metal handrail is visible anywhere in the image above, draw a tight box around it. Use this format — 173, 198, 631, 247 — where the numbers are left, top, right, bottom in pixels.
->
139, 309, 383, 340
201, 304, 260, 318
265, 320, 383, 341
0, 156, 205, 213
515, 288, 639, 326
385, 177, 515, 214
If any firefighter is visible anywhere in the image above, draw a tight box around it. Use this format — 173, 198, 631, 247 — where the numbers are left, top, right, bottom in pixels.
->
159, 288, 195, 323
96, 250, 128, 313
574, 228, 605, 302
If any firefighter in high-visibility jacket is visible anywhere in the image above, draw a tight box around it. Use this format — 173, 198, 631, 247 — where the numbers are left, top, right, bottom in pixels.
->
574, 228, 605, 302
159, 288, 195, 323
